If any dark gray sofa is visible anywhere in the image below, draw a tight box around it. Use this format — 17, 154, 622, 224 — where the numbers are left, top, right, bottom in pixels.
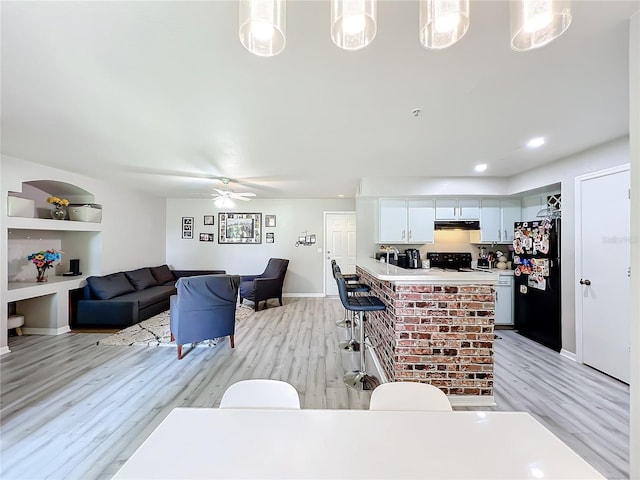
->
76, 265, 225, 328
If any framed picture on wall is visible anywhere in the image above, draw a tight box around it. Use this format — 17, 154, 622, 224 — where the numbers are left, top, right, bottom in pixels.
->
218, 213, 262, 244
265, 215, 276, 227
204, 215, 214, 225
182, 217, 194, 239
199, 233, 214, 242
266, 232, 274, 243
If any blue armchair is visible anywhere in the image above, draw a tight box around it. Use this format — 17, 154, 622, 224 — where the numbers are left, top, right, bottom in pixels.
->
170, 274, 240, 360
239, 258, 289, 311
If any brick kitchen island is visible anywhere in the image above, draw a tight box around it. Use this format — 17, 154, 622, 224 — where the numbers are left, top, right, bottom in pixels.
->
356, 258, 498, 406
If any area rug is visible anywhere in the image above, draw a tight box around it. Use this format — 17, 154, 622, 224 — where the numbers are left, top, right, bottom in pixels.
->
96, 306, 254, 348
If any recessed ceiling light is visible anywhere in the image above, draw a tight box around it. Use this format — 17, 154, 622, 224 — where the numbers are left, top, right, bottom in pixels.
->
474, 164, 487, 173
337, 194, 345, 198
527, 137, 545, 149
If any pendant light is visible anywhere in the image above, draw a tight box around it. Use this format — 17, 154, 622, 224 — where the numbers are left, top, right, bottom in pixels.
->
330, 0, 377, 51
419, 0, 470, 50
239, 0, 286, 57
510, 0, 572, 52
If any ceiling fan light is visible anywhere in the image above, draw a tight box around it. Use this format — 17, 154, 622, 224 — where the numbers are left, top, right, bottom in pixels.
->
419, 0, 470, 50
214, 196, 235, 209
330, 0, 377, 51
510, 0, 572, 52
239, 0, 286, 57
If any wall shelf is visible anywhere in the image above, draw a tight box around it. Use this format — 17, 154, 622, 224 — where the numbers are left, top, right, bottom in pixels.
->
7, 276, 87, 302
7, 217, 102, 232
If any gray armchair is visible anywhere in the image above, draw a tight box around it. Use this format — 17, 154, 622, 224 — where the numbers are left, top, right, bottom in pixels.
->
170, 274, 240, 360
239, 258, 289, 311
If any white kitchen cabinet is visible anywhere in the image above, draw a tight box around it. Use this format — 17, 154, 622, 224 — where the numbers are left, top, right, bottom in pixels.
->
434, 199, 480, 220
476, 199, 521, 244
520, 191, 561, 221
501, 199, 521, 242
379, 199, 435, 244
495, 274, 514, 326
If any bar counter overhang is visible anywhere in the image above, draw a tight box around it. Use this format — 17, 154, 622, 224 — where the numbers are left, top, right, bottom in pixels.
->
356, 258, 499, 407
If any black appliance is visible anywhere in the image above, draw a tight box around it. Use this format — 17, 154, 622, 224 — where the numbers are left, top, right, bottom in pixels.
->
405, 249, 421, 269
513, 219, 561, 352
434, 220, 480, 231
395, 253, 408, 268
63, 258, 82, 277
427, 252, 472, 271
476, 258, 490, 268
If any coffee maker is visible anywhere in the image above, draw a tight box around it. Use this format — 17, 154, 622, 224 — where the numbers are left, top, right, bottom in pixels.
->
405, 249, 421, 269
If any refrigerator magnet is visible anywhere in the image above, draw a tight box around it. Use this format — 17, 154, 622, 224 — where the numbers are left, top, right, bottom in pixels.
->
519, 285, 528, 294
540, 238, 549, 254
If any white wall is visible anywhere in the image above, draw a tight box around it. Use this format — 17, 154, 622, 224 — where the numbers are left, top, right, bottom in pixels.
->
1, 155, 167, 352
165, 198, 355, 295
360, 176, 509, 197
628, 10, 639, 479
355, 196, 378, 260
508, 138, 630, 353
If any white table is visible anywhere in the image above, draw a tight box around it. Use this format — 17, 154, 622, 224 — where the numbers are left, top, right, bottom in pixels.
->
113, 408, 604, 479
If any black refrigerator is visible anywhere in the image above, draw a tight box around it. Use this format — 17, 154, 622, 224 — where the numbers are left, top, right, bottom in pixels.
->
512, 218, 561, 351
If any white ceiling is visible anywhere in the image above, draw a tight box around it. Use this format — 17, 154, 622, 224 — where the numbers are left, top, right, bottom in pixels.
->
1, 1, 638, 199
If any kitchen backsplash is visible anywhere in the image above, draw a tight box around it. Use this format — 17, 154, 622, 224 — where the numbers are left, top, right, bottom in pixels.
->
378, 230, 511, 262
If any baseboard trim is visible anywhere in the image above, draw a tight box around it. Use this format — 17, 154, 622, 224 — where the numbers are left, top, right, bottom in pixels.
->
283, 293, 324, 298
22, 326, 71, 336
560, 349, 577, 362
367, 345, 389, 384
448, 395, 497, 407
0, 346, 11, 356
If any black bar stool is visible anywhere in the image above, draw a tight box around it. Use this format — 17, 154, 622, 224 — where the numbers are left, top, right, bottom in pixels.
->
332, 261, 369, 329
332, 263, 370, 352
331, 259, 359, 283
335, 273, 384, 391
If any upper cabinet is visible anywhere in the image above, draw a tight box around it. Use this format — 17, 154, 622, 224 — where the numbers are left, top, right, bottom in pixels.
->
472, 199, 522, 244
520, 191, 561, 221
379, 199, 435, 244
435, 199, 480, 220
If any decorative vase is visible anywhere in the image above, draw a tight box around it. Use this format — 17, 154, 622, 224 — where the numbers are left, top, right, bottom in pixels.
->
36, 266, 48, 282
50, 204, 67, 220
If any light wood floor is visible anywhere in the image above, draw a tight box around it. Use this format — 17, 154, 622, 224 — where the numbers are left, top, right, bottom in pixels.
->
0, 297, 629, 479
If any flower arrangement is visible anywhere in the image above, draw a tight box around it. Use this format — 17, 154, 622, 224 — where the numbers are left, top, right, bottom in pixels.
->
27, 249, 62, 282
47, 196, 69, 207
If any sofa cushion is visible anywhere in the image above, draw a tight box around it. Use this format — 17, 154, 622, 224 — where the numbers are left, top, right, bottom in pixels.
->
125, 268, 158, 291
117, 285, 176, 309
150, 264, 175, 285
87, 273, 136, 300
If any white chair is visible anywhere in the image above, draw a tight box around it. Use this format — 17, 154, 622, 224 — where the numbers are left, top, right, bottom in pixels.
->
219, 379, 301, 409
369, 382, 452, 411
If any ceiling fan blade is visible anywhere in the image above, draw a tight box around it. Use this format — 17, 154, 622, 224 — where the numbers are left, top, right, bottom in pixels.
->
232, 192, 256, 197
233, 195, 251, 201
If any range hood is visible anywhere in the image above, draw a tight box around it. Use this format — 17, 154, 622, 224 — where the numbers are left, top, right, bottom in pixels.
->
434, 220, 480, 231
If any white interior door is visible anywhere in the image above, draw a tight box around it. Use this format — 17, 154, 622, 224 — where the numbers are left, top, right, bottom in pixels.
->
325, 212, 357, 296
579, 167, 630, 383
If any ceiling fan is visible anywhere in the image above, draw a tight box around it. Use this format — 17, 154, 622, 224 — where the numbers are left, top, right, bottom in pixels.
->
211, 178, 256, 208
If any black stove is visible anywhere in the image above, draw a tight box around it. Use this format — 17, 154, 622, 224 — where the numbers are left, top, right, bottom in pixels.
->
427, 252, 472, 271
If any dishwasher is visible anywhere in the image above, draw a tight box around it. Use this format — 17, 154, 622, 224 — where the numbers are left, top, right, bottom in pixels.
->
495, 274, 514, 326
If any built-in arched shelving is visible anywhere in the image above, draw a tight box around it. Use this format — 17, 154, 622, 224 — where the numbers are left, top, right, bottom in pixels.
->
4, 179, 103, 335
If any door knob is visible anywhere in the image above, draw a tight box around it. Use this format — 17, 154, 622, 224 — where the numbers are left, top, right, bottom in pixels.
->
579, 279, 591, 285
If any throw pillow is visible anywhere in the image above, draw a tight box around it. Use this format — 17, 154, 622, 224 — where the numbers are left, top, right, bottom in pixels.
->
87, 272, 136, 300
125, 268, 158, 291
150, 264, 175, 285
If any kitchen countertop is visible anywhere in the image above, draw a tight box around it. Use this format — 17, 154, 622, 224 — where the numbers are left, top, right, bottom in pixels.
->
357, 258, 499, 285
